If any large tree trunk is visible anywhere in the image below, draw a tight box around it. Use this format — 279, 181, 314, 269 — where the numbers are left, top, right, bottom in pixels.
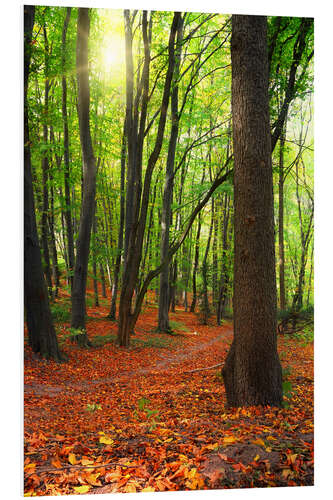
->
24, 5, 63, 361
70, 8, 97, 345
222, 15, 282, 408
61, 7, 75, 290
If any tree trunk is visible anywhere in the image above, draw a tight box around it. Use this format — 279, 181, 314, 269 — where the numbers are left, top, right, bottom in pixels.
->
100, 262, 107, 298
70, 8, 97, 345
216, 194, 231, 325
158, 15, 184, 332
41, 25, 53, 298
108, 123, 126, 319
61, 7, 75, 290
92, 210, 99, 307
222, 15, 282, 408
190, 213, 202, 312
118, 11, 181, 346
278, 129, 286, 312
24, 5, 63, 361
201, 198, 214, 324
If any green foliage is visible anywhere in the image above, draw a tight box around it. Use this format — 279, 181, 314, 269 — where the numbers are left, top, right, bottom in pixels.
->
50, 302, 71, 323
91, 334, 117, 347
136, 398, 160, 431
85, 403, 102, 412
168, 320, 190, 332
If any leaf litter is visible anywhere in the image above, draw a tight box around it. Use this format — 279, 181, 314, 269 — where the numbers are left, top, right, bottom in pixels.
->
24, 288, 314, 495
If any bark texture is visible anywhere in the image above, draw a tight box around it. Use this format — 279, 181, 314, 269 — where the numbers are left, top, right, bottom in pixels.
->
61, 7, 75, 290
222, 15, 282, 407
70, 8, 97, 345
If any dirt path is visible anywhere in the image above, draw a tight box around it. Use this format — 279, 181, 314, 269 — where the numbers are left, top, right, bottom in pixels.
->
25, 323, 233, 397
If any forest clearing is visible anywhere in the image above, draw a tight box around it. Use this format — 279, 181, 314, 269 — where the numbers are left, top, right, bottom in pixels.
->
23, 4, 314, 497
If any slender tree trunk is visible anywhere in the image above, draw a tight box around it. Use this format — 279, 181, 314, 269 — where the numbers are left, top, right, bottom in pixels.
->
41, 25, 53, 298
158, 15, 184, 332
190, 214, 202, 313
92, 210, 99, 307
222, 15, 282, 407
278, 128, 286, 313
48, 166, 60, 298
70, 8, 97, 345
169, 259, 178, 313
24, 5, 63, 361
201, 198, 214, 324
217, 194, 230, 325
212, 197, 219, 312
62, 7, 75, 290
118, 11, 181, 346
100, 263, 107, 298
108, 125, 126, 319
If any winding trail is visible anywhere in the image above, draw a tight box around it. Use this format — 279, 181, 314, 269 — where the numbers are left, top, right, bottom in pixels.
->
25, 323, 233, 397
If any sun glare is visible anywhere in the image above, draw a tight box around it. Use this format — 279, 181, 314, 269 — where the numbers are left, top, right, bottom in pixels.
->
101, 36, 124, 72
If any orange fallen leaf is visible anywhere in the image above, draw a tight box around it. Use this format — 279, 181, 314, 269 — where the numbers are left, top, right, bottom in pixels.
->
68, 453, 77, 465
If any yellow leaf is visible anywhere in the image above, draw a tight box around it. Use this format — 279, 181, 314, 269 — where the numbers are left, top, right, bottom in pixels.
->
73, 485, 91, 493
142, 486, 155, 492
24, 463, 36, 472
68, 453, 77, 465
289, 453, 298, 464
206, 443, 218, 450
223, 436, 237, 444
124, 483, 137, 493
85, 472, 101, 486
254, 454, 260, 461
252, 438, 266, 447
266, 435, 276, 441
282, 468, 292, 479
81, 458, 94, 466
99, 436, 114, 445
178, 454, 188, 462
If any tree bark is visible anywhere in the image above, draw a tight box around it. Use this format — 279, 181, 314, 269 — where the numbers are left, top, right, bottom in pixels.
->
201, 198, 214, 324
40, 25, 53, 298
92, 209, 99, 307
278, 129, 286, 313
108, 123, 126, 319
61, 7, 75, 290
158, 15, 184, 332
216, 194, 231, 325
222, 15, 282, 407
24, 5, 63, 361
118, 11, 181, 346
70, 8, 97, 345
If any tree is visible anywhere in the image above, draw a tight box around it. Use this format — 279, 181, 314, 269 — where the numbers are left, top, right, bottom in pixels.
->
222, 15, 282, 407
61, 7, 75, 291
24, 5, 63, 361
70, 8, 98, 345
158, 14, 184, 331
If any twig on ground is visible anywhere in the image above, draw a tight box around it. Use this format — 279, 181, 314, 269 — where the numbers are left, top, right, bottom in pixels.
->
185, 362, 223, 373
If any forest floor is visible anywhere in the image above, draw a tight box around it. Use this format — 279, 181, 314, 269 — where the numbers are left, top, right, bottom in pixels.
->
24, 287, 314, 496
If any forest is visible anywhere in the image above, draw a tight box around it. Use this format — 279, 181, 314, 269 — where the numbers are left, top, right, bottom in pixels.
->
24, 5, 314, 496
